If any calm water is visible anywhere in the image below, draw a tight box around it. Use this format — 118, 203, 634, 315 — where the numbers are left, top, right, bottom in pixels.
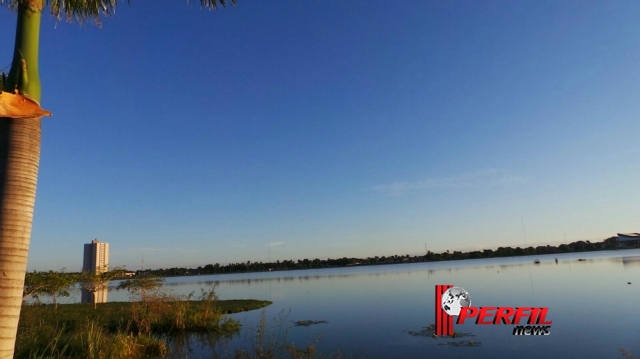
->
68, 249, 640, 358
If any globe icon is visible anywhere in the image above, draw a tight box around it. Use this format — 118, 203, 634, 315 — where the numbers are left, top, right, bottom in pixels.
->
441, 287, 471, 316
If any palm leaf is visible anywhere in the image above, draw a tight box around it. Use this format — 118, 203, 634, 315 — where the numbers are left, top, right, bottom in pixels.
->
0, 0, 235, 24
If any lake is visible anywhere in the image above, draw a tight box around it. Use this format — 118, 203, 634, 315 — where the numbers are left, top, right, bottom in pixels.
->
68, 249, 640, 358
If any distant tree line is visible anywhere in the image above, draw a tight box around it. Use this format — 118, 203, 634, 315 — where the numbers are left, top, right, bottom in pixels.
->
138, 236, 629, 277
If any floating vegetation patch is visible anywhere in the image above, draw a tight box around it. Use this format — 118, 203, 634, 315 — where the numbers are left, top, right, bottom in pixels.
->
406, 324, 475, 339
438, 340, 482, 347
293, 320, 328, 327
619, 348, 635, 359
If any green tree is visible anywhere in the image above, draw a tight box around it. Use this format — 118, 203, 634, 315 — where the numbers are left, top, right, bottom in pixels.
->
0, 1, 234, 356
604, 236, 618, 249
22, 270, 48, 302
78, 266, 126, 309
25, 270, 78, 309
117, 275, 165, 303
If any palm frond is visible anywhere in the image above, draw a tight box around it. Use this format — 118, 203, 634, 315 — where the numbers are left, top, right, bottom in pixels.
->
47, 0, 128, 24
1, 0, 235, 25
0, 0, 18, 10
197, 0, 236, 10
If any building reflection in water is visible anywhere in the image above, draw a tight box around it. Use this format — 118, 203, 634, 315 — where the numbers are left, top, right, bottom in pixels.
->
81, 239, 110, 305
81, 288, 108, 304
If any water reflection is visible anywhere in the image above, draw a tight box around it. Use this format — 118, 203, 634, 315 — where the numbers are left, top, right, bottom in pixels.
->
49, 250, 640, 358
622, 256, 640, 268
164, 332, 236, 359
80, 288, 108, 305
156, 249, 640, 359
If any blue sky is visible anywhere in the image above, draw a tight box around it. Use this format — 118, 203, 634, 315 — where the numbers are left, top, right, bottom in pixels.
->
1, 0, 638, 271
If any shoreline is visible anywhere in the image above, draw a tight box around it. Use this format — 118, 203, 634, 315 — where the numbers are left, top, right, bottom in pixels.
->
131, 237, 636, 279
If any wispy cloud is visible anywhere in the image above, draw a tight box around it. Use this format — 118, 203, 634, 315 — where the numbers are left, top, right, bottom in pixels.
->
368, 170, 525, 194
268, 242, 286, 247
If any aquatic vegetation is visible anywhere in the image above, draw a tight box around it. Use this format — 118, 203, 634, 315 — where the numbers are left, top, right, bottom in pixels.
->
230, 309, 343, 359
406, 324, 475, 339
438, 340, 482, 347
293, 320, 329, 327
620, 348, 636, 359
15, 285, 269, 359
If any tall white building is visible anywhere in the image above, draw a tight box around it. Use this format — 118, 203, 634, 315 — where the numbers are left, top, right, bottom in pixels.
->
83, 239, 109, 273
81, 239, 109, 304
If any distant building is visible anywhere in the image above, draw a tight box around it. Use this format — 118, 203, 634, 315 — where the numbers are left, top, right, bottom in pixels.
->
618, 233, 640, 245
83, 239, 109, 274
81, 239, 109, 304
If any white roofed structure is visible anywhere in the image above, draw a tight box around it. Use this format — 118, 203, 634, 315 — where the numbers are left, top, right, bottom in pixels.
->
617, 233, 640, 242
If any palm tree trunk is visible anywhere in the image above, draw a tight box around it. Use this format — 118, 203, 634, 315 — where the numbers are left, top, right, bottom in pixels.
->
0, 1, 43, 357
0, 117, 41, 358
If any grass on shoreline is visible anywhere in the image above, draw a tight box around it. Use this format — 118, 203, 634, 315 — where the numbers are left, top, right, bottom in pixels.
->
20, 300, 272, 329
16, 298, 271, 359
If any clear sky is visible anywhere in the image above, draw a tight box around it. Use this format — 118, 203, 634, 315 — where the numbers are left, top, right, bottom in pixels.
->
1, 1, 638, 271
